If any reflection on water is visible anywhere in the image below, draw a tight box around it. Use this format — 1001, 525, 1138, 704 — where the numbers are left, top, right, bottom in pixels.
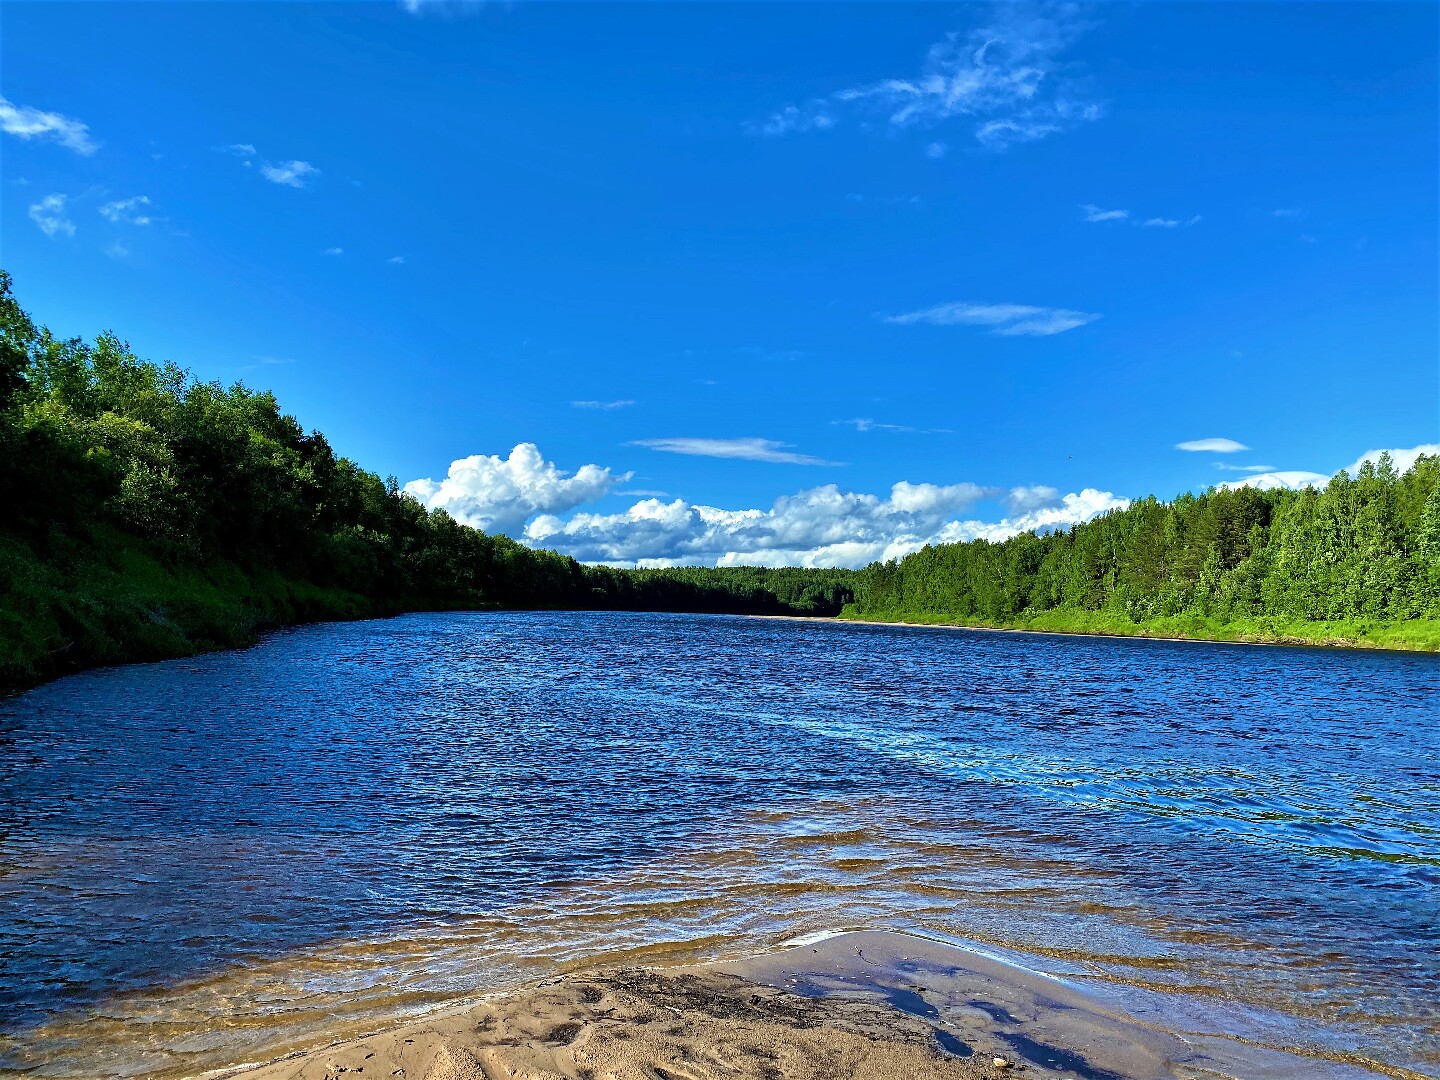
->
1, 612, 1436, 1077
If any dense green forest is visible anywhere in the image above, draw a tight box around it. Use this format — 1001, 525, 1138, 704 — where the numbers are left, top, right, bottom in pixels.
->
0, 273, 852, 693
846, 454, 1440, 651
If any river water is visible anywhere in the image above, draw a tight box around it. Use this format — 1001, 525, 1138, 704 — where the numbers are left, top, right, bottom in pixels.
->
1, 612, 1436, 1078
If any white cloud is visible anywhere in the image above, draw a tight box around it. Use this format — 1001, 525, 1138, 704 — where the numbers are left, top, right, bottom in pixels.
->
99, 195, 152, 225
1142, 214, 1201, 228
1218, 470, 1329, 492
104, 241, 129, 260
572, 399, 636, 410
885, 301, 1100, 337
631, 437, 842, 466
388, 255, 406, 265
218, 143, 256, 157
1002, 484, 1060, 514
1176, 437, 1248, 453
324, 247, 344, 256
1082, 203, 1127, 223
1272, 207, 1305, 220
525, 479, 1124, 569
1346, 444, 1440, 477
403, 443, 629, 535
755, 6, 1099, 150
834, 418, 952, 435
936, 488, 1130, 545
925, 141, 948, 159
0, 95, 98, 154
1214, 463, 1275, 473
28, 193, 75, 238
1217, 443, 1439, 493
260, 160, 319, 187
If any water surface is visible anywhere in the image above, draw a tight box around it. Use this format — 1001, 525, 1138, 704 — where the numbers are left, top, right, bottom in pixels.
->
1, 612, 1436, 1077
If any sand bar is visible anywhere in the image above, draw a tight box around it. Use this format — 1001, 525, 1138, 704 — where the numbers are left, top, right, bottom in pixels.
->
214, 930, 1406, 1080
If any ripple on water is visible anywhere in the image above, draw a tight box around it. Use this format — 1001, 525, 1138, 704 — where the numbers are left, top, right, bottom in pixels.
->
0, 611, 1437, 1077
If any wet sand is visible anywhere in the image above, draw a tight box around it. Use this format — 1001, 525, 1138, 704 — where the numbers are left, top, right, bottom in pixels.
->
216, 931, 1397, 1080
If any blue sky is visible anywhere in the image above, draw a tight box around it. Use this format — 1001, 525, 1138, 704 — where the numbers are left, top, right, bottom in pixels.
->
4, 1, 1437, 566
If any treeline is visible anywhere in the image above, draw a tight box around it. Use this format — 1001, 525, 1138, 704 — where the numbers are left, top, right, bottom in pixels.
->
849, 455, 1440, 646
0, 273, 850, 692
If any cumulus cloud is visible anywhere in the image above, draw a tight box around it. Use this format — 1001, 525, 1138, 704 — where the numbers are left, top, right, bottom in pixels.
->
885, 301, 1100, 336
631, 437, 842, 466
1347, 444, 1440, 477
525, 480, 1125, 568
1081, 203, 1127, 222
527, 481, 988, 567
1217, 443, 1439, 493
572, 399, 636, 410
0, 95, 98, 154
28, 193, 75, 238
754, 5, 1100, 151
1176, 437, 1248, 453
1002, 484, 1060, 514
99, 195, 152, 225
1218, 470, 1329, 492
261, 160, 319, 187
403, 443, 629, 535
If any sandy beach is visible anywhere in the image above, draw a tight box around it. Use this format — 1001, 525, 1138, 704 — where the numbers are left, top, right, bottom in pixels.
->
214, 931, 1391, 1080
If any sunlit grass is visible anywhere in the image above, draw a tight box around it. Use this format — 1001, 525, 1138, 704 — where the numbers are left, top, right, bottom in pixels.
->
839, 606, 1440, 653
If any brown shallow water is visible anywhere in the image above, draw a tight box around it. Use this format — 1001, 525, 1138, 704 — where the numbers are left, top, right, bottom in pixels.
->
1, 611, 1436, 1077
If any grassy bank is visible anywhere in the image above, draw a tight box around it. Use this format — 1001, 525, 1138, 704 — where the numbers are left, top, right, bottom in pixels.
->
0, 529, 424, 695
838, 605, 1440, 653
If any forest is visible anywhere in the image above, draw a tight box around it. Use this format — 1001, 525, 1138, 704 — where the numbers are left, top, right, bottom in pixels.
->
846, 451, 1440, 650
0, 273, 852, 692
3, 269, 1436, 693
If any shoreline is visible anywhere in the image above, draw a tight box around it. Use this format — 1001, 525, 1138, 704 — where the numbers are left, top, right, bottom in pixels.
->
210, 930, 1412, 1080
751, 611, 1440, 656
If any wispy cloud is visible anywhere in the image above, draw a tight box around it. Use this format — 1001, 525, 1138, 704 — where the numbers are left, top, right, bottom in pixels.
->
324, 247, 344, 256
572, 399, 636, 410
1084, 204, 1199, 228
1215, 463, 1275, 473
99, 195, 152, 225
925, 141, 948, 159
631, 437, 843, 466
29, 193, 75, 238
104, 241, 129, 260
754, 4, 1101, 151
885, 301, 1100, 337
834, 418, 953, 435
1176, 438, 1248, 453
1272, 207, 1306, 220
0, 95, 98, 154
215, 143, 257, 168
388, 255, 407, 265
261, 160, 319, 188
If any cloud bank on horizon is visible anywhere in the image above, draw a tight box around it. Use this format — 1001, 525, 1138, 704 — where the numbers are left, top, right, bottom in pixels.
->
404, 441, 1440, 569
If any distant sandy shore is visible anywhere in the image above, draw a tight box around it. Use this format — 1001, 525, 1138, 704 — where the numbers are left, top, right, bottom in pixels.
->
212, 930, 1393, 1080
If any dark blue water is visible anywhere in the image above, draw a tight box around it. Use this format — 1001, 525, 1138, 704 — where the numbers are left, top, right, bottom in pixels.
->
1, 612, 1436, 1077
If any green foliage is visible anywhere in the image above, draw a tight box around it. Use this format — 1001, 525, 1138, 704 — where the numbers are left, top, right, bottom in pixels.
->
0, 273, 852, 692
848, 452, 1440, 651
